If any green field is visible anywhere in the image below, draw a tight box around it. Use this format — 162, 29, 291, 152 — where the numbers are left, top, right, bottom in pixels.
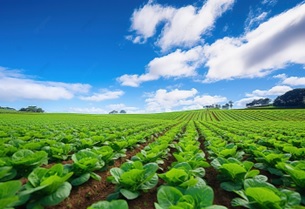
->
1, 109, 305, 209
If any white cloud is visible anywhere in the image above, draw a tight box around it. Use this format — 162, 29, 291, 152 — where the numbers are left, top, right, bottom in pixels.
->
69, 104, 141, 114
0, 67, 91, 102
145, 88, 226, 112
245, 11, 268, 32
235, 96, 261, 107
203, 3, 305, 82
117, 46, 205, 87
68, 107, 108, 114
274, 73, 305, 86
246, 85, 293, 97
129, 0, 235, 51
107, 103, 139, 112
235, 85, 292, 107
262, 0, 277, 6
80, 89, 124, 102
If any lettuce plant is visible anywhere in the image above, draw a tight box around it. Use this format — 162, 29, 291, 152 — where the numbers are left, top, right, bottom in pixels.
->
211, 157, 259, 191
87, 199, 128, 209
131, 148, 166, 165
232, 175, 304, 209
92, 146, 115, 165
11, 149, 48, 177
172, 152, 210, 169
254, 150, 291, 176
42, 142, 74, 161
277, 162, 305, 204
67, 149, 105, 186
23, 163, 73, 209
159, 162, 205, 188
155, 178, 227, 209
107, 161, 158, 200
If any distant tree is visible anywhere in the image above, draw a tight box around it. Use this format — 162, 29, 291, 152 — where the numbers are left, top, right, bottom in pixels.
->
273, 88, 305, 107
228, 101, 233, 109
215, 104, 221, 109
246, 98, 271, 108
109, 110, 118, 114
19, 106, 44, 113
0, 106, 16, 111
222, 103, 229, 109
120, 110, 126, 114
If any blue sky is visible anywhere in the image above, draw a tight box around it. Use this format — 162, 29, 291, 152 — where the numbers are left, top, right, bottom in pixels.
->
0, 0, 305, 113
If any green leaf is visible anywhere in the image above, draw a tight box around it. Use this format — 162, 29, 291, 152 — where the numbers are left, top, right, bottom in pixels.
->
120, 169, 144, 189
159, 168, 189, 186
231, 197, 249, 207
156, 186, 183, 208
88, 199, 128, 209
90, 172, 101, 181
280, 189, 301, 207
0, 166, 16, 181
245, 187, 281, 205
245, 170, 260, 179
140, 173, 158, 190
70, 173, 90, 186
185, 183, 214, 207
0, 180, 21, 208
109, 168, 123, 183
220, 181, 242, 192
38, 182, 72, 206
120, 188, 140, 200
143, 163, 158, 179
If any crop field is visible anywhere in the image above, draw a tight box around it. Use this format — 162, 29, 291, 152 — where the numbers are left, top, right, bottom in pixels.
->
1, 109, 305, 209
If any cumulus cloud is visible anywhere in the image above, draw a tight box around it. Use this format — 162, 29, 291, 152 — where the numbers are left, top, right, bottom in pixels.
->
0, 67, 91, 101
117, 46, 205, 87
145, 88, 226, 112
203, 3, 305, 82
79, 89, 124, 102
235, 85, 292, 107
274, 73, 305, 86
245, 85, 293, 97
129, 0, 235, 51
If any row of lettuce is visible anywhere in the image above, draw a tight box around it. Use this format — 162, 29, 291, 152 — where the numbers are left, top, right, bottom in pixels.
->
1, 110, 305, 208
0, 116, 179, 209
195, 120, 305, 208
89, 121, 228, 209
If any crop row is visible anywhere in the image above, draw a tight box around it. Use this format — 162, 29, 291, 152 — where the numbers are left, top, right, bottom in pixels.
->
195, 120, 305, 208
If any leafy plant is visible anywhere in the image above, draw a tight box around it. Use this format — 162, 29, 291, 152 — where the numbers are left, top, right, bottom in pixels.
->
277, 162, 305, 204
211, 157, 259, 191
159, 162, 205, 188
232, 175, 304, 209
155, 178, 227, 209
23, 163, 73, 209
107, 161, 158, 200
172, 152, 210, 169
87, 199, 128, 209
42, 142, 74, 161
254, 150, 291, 176
92, 146, 115, 165
11, 149, 48, 177
68, 149, 105, 186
